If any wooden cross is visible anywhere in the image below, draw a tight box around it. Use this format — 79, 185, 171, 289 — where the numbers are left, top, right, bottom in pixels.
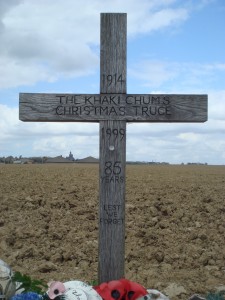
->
19, 13, 208, 283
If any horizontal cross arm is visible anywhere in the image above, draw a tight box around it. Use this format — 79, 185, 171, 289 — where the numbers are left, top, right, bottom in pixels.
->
19, 93, 207, 122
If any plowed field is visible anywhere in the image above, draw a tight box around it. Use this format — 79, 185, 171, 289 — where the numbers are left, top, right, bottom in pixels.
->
0, 164, 225, 299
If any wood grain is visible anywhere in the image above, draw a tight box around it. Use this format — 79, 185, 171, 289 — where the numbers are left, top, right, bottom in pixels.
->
19, 93, 208, 122
100, 13, 127, 94
98, 13, 127, 283
99, 120, 126, 282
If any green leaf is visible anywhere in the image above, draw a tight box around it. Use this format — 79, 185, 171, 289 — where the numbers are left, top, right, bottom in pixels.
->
87, 280, 98, 286
12, 271, 47, 295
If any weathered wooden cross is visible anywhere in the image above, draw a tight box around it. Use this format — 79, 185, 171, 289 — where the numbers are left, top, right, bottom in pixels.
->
19, 13, 207, 283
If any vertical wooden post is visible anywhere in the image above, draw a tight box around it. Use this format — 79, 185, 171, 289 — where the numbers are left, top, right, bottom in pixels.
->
98, 13, 127, 283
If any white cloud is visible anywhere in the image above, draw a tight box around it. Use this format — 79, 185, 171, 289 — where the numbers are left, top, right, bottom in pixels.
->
32, 135, 99, 158
178, 132, 202, 142
0, 0, 205, 89
127, 6, 189, 36
0, 104, 100, 157
127, 122, 225, 164
129, 60, 225, 91
208, 90, 225, 120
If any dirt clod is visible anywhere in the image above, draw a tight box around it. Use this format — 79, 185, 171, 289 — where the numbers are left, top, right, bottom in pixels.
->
0, 164, 224, 300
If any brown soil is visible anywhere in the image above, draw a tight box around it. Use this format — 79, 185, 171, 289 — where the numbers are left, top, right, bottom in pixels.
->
0, 164, 225, 299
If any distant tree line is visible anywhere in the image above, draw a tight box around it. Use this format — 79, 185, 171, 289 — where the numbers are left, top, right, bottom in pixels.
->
0, 156, 45, 164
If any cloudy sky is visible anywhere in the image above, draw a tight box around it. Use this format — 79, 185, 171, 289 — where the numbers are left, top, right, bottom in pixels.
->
0, 0, 224, 164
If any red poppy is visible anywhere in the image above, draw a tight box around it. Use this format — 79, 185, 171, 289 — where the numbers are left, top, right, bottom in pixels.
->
94, 279, 147, 300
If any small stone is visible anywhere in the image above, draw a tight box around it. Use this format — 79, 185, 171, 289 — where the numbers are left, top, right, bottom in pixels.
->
0, 240, 8, 251
154, 252, 164, 263
149, 206, 159, 217
25, 196, 33, 202
164, 283, 187, 298
215, 285, 225, 293
150, 217, 158, 226
195, 221, 201, 228
37, 262, 57, 273
51, 253, 63, 263
52, 231, 63, 240
145, 289, 170, 300
199, 233, 207, 240
188, 294, 206, 300
78, 260, 89, 269
5, 235, 16, 246
160, 263, 172, 271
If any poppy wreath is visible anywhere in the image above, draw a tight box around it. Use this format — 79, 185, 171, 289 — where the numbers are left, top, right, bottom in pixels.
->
94, 279, 148, 300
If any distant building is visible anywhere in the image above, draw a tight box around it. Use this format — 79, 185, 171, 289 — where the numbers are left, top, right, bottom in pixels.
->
13, 160, 21, 164
45, 156, 73, 163
66, 151, 75, 161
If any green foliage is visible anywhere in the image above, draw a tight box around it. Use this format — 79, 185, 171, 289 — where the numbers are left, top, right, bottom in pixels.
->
87, 280, 98, 287
12, 272, 48, 295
